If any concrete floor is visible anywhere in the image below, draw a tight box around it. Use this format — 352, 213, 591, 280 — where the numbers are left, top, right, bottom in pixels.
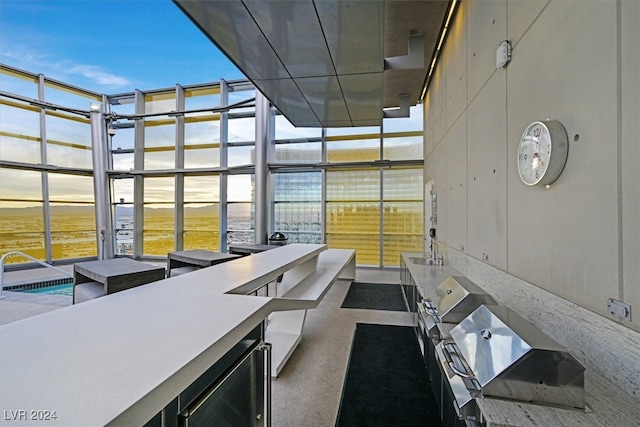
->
0, 266, 411, 426
271, 267, 412, 426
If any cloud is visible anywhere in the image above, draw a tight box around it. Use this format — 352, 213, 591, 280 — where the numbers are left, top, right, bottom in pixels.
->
65, 63, 130, 87
1, 45, 131, 90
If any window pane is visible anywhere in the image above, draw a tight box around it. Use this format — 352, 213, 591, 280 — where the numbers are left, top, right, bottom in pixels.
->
326, 169, 380, 266
184, 176, 220, 251
144, 117, 175, 170
48, 173, 94, 202
0, 201, 44, 264
185, 86, 220, 111
275, 141, 321, 163
227, 88, 255, 114
0, 168, 42, 201
383, 104, 423, 133
43, 83, 101, 110
228, 117, 254, 143
383, 134, 423, 161
143, 177, 174, 255
275, 114, 321, 139
228, 145, 254, 167
383, 168, 423, 201
326, 169, 380, 201
184, 114, 220, 168
227, 175, 253, 203
112, 152, 134, 171
0, 70, 38, 98
382, 104, 423, 161
143, 204, 175, 256
327, 135, 380, 163
113, 178, 134, 255
273, 172, 321, 244
0, 103, 41, 163
48, 174, 96, 260
382, 168, 423, 266
50, 202, 96, 260
46, 113, 92, 168
227, 175, 254, 246
1, 169, 45, 263
184, 203, 220, 251
227, 203, 254, 246
112, 126, 135, 152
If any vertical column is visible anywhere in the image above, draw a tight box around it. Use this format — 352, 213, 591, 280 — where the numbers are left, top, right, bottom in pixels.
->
175, 84, 185, 251
321, 128, 327, 244
37, 74, 52, 262
133, 90, 145, 257
103, 94, 116, 258
219, 79, 229, 252
254, 91, 270, 244
379, 122, 384, 268
90, 104, 114, 259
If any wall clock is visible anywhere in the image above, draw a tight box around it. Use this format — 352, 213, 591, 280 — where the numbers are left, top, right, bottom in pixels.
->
517, 120, 568, 187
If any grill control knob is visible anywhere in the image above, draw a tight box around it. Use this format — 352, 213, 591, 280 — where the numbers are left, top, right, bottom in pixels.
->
481, 329, 492, 339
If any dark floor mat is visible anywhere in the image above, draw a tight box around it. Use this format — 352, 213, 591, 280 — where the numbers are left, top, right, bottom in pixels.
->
340, 281, 407, 311
336, 323, 442, 427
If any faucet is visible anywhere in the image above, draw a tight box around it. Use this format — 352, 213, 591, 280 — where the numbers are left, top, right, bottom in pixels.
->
430, 241, 444, 265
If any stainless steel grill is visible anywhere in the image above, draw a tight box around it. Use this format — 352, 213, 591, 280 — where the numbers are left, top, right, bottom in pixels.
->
434, 304, 586, 424
415, 276, 497, 425
418, 276, 497, 340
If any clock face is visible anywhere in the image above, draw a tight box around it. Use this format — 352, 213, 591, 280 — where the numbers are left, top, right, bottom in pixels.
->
517, 120, 568, 186
517, 121, 551, 185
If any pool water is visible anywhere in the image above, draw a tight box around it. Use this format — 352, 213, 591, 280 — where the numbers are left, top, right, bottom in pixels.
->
22, 282, 74, 297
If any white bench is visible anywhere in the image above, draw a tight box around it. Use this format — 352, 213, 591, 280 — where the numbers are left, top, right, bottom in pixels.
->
265, 248, 355, 376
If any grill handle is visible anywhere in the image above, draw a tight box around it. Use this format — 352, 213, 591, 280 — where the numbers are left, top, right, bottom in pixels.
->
441, 340, 475, 380
418, 299, 439, 316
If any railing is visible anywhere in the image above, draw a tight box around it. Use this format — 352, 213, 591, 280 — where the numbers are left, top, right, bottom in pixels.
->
0, 252, 73, 300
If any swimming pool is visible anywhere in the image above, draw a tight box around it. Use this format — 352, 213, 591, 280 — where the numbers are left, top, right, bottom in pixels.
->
12, 280, 74, 297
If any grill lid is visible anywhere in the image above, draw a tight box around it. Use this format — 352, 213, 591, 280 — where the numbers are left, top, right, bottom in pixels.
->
449, 305, 586, 409
431, 276, 496, 323
419, 276, 497, 339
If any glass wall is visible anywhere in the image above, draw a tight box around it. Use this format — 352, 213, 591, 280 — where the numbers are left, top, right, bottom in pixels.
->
1, 64, 423, 267
0, 65, 100, 264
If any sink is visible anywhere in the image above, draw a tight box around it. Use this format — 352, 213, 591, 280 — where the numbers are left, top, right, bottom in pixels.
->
409, 257, 438, 266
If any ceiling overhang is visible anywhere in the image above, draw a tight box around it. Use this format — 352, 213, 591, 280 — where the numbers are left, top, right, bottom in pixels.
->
174, 0, 452, 127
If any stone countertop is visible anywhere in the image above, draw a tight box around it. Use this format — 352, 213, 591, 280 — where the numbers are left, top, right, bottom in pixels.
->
401, 251, 462, 298
477, 368, 640, 426
400, 251, 640, 427
0, 244, 327, 427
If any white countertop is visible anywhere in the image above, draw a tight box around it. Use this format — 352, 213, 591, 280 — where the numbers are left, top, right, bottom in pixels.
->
0, 244, 327, 426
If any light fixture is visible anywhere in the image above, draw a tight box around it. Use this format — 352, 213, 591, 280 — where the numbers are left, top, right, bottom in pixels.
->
496, 40, 512, 69
419, 0, 459, 102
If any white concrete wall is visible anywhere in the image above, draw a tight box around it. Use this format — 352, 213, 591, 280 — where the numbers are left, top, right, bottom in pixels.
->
424, 0, 640, 332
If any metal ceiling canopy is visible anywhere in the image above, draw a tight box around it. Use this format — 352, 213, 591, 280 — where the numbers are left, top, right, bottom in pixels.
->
174, 0, 452, 127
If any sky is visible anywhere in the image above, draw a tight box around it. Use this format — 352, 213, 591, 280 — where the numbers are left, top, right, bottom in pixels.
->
0, 0, 246, 92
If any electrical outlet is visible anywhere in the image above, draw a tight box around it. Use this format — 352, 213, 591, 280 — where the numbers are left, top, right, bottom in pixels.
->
607, 298, 631, 321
